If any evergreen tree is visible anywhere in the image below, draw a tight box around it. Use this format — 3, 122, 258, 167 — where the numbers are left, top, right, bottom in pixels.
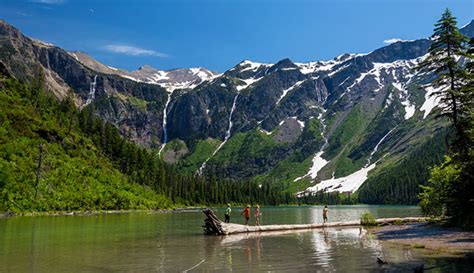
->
418, 10, 474, 227
463, 38, 474, 146
417, 9, 469, 152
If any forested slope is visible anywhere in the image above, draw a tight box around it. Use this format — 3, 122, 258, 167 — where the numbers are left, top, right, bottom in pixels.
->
0, 76, 293, 213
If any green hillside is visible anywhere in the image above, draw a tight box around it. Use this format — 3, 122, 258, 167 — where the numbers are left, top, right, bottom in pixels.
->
0, 77, 294, 213
0, 79, 172, 213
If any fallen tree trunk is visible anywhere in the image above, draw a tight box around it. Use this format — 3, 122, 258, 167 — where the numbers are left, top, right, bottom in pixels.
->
202, 209, 225, 235
202, 211, 429, 235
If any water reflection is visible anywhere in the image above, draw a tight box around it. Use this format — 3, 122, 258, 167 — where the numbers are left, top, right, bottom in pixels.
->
217, 226, 386, 271
3, 206, 471, 272
310, 228, 332, 268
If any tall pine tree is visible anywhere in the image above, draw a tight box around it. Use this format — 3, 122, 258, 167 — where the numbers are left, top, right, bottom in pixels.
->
417, 10, 474, 227
417, 9, 469, 152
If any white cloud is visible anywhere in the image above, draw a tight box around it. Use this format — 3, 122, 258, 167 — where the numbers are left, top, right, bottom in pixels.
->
16, 11, 31, 17
383, 38, 404, 45
103, 45, 168, 57
30, 0, 64, 4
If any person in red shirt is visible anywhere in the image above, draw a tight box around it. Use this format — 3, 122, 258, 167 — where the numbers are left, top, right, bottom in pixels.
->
242, 205, 251, 225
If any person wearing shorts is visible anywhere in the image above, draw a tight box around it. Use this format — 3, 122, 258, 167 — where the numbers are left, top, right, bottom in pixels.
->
242, 205, 250, 225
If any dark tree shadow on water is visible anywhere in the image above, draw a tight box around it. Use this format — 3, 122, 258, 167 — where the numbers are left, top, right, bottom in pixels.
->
375, 222, 474, 240
374, 223, 474, 272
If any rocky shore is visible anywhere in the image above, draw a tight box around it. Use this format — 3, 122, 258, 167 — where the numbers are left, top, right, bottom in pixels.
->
374, 222, 474, 256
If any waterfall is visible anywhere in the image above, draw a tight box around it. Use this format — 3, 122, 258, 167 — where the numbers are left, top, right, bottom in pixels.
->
223, 93, 239, 142
365, 128, 396, 167
158, 94, 172, 156
197, 92, 239, 175
84, 75, 97, 107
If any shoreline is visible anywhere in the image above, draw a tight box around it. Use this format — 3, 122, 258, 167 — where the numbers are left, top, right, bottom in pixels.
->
0, 207, 207, 218
373, 222, 474, 256
0, 204, 419, 218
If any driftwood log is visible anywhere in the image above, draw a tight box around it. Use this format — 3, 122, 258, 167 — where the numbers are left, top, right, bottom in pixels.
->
202, 213, 429, 236
202, 209, 225, 235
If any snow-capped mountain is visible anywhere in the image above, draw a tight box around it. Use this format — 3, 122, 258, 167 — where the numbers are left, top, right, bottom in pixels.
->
68, 51, 218, 92
1, 18, 473, 204
128, 65, 218, 91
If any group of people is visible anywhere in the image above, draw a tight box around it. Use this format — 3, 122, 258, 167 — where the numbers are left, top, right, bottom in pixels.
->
224, 204, 330, 225
224, 204, 261, 226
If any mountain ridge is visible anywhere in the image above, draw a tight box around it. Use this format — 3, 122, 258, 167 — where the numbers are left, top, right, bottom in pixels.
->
1, 18, 473, 203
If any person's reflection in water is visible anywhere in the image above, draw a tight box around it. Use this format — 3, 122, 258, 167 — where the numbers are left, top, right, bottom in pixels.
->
323, 228, 330, 245
225, 247, 233, 271
204, 236, 219, 270
244, 239, 252, 265
359, 226, 367, 239
255, 235, 262, 263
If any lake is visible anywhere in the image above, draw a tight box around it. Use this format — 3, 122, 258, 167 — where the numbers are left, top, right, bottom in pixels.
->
0, 205, 472, 272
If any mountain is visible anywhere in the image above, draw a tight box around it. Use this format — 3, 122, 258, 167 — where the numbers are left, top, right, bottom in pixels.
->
69, 51, 218, 91
1, 19, 473, 204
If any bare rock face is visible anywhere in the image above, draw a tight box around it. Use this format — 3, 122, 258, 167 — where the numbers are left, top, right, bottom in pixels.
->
0, 19, 169, 147
272, 118, 304, 144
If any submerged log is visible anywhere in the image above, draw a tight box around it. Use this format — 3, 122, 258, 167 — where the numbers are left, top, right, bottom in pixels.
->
202, 213, 429, 235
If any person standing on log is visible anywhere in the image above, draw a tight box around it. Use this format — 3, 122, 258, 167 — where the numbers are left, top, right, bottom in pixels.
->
242, 205, 251, 225
225, 204, 231, 223
323, 205, 329, 223
254, 204, 261, 226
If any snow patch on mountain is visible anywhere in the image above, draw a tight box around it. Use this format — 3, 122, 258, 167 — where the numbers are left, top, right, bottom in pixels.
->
121, 75, 143, 83
236, 77, 263, 91
289, 116, 306, 130
296, 119, 305, 129
299, 123, 393, 194
401, 99, 416, 119
151, 71, 170, 81
32, 38, 54, 47
308, 151, 329, 179
302, 163, 376, 194
238, 60, 271, 73
295, 62, 318, 74
328, 64, 351, 77
346, 59, 418, 93
384, 92, 394, 108
296, 53, 365, 75
276, 80, 306, 104
70, 52, 79, 62
383, 38, 414, 45
296, 60, 341, 75
229, 60, 271, 73
420, 85, 443, 119
121, 66, 218, 92
259, 128, 272, 135
392, 82, 415, 119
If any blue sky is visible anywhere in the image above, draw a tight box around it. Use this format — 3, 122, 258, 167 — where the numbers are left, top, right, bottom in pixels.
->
1, 0, 472, 72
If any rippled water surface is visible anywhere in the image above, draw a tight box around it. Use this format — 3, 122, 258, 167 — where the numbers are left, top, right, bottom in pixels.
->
1, 205, 472, 272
